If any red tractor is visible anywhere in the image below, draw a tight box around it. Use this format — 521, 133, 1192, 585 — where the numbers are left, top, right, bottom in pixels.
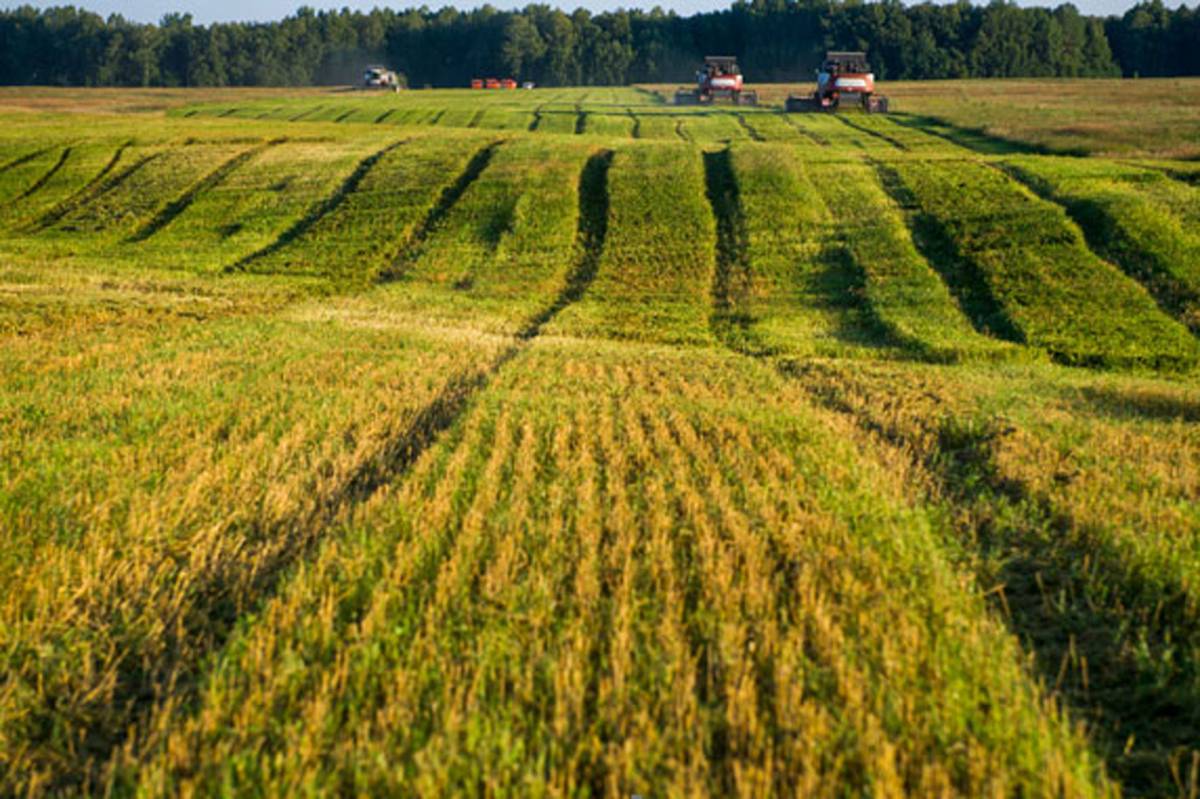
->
675, 56, 758, 106
786, 51, 889, 113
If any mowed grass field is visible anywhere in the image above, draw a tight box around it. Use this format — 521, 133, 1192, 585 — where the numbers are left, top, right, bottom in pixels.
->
1, 81, 1198, 797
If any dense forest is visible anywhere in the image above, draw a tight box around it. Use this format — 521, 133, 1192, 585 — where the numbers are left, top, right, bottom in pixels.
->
0, 0, 1197, 88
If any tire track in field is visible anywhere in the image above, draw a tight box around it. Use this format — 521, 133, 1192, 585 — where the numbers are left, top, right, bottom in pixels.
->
225, 139, 407, 273
703, 145, 904, 357
779, 113, 830, 146
289, 105, 323, 122
734, 114, 765, 142
27, 141, 133, 229
999, 160, 1200, 338
16, 146, 71, 201
374, 108, 395, 124
334, 109, 356, 123
575, 106, 588, 135
129, 139, 281, 243
628, 109, 641, 138
520, 149, 613, 337
48, 148, 614, 794
872, 159, 1026, 344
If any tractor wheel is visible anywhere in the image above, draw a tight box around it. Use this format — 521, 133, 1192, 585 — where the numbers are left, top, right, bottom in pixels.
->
738, 90, 758, 106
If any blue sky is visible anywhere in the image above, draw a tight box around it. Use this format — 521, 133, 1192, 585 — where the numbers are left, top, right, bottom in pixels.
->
6, 0, 1171, 22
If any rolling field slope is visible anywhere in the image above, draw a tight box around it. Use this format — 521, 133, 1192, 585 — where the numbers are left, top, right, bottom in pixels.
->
1, 85, 1198, 797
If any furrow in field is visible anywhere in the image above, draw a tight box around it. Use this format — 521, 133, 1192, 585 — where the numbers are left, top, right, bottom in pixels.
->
0, 145, 54, 175
1, 143, 128, 230
33, 147, 160, 230
885, 157, 1199, 369
123, 341, 1112, 796
872, 159, 1026, 344
806, 157, 1024, 362
833, 114, 906, 150
378, 141, 501, 281
0, 146, 73, 209
778, 113, 830, 146
129, 140, 279, 242
52, 143, 251, 240
1003, 156, 1200, 335
734, 114, 764, 141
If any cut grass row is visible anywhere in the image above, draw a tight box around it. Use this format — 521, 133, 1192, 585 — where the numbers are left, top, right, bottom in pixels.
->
1004, 156, 1200, 334
883, 157, 1199, 369
0, 129, 626, 796
792, 357, 1200, 794
119, 339, 1110, 797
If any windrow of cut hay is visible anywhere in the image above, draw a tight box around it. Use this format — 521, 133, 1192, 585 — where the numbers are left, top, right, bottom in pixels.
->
549, 142, 716, 346
887, 158, 1200, 370
793, 357, 1200, 794
1005, 156, 1200, 334
398, 137, 595, 332
710, 143, 894, 359
240, 131, 493, 282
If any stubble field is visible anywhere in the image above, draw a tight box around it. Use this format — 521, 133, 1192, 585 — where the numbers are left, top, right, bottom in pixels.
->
1, 80, 1199, 797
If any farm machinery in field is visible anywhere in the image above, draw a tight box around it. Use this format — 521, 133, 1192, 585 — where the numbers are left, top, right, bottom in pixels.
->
786, 51, 889, 113
362, 66, 402, 91
675, 56, 758, 106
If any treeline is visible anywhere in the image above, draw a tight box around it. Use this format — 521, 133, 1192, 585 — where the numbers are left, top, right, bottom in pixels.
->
0, 0, 1197, 88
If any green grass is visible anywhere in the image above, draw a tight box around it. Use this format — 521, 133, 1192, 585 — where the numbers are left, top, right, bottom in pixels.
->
1005, 156, 1200, 333
0, 83, 1198, 798
887, 157, 1200, 369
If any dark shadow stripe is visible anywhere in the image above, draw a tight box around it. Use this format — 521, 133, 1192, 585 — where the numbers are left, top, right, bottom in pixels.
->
129, 141, 279, 243
378, 141, 501, 282
779, 114, 830, 146
835, 114, 906, 150
226, 140, 405, 273
519, 149, 613, 338
1001, 161, 1200, 338
0, 146, 54, 175
36, 151, 161, 231
735, 114, 764, 142
873, 160, 1025, 344
17, 147, 72, 201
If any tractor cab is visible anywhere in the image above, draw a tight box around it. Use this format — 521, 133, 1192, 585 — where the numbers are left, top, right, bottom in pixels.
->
676, 55, 757, 106
786, 49, 889, 113
817, 51, 875, 101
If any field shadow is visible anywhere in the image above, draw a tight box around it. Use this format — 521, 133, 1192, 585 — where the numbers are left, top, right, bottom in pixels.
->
790, 364, 1200, 797
1001, 162, 1200, 337
873, 161, 1026, 345
930, 416, 1200, 797
703, 147, 904, 357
